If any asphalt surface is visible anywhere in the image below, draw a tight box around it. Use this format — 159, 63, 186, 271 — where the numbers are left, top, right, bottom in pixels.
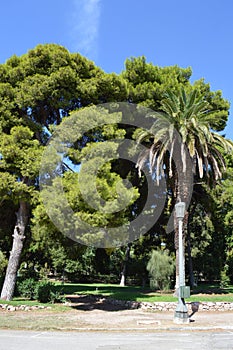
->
1, 330, 233, 350
1, 306, 233, 349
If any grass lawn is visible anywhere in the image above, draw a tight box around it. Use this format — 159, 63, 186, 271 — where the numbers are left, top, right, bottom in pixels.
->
1, 282, 232, 331
55, 282, 233, 303
1, 282, 233, 307
0, 298, 68, 311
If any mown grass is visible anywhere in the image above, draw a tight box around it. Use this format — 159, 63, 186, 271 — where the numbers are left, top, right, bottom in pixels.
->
1, 282, 233, 307
0, 298, 69, 311
55, 282, 233, 303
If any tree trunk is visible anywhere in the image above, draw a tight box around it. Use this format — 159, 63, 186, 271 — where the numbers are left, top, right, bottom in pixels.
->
1, 201, 29, 300
174, 222, 179, 295
174, 163, 190, 294
120, 243, 131, 286
187, 203, 197, 288
172, 143, 193, 294
187, 229, 195, 288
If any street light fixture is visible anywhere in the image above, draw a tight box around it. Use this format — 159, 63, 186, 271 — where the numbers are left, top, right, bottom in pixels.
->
174, 201, 190, 324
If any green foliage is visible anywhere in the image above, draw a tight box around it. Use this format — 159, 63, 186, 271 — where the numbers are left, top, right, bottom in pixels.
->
0, 44, 232, 294
0, 251, 7, 276
17, 278, 37, 300
17, 278, 65, 303
220, 268, 230, 288
18, 262, 39, 280
35, 280, 65, 303
35, 280, 56, 303
49, 245, 95, 279
146, 249, 175, 291
226, 251, 233, 284
122, 57, 229, 131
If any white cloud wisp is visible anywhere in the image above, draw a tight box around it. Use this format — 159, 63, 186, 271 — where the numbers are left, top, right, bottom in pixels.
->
70, 0, 101, 60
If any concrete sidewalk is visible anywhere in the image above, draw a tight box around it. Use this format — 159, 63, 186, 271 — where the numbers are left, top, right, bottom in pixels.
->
61, 294, 233, 332
130, 310, 233, 332
71, 309, 233, 332
1, 306, 233, 332
53, 309, 233, 332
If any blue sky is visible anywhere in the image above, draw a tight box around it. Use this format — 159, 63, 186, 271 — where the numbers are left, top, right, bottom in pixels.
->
0, 0, 232, 139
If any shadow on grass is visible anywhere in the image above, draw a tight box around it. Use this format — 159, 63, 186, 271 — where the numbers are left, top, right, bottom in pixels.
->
55, 282, 233, 310
191, 284, 233, 295
66, 295, 130, 312
55, 283, 175, 311
56, 283, 160, 300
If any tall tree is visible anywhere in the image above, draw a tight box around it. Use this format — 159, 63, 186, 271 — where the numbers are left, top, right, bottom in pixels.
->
0, 126, 42, 299
136, 87, 233, 289
0, 44, 128, 300
211, 154, 233, 282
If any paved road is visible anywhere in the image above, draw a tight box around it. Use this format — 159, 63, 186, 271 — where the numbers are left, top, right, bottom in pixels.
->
1, 330, 233, 350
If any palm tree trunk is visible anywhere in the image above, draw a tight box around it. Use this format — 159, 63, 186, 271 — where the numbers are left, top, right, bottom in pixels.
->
187, 203, 197, 288
174, 222, 179, 295
1, 201, 29, 300
187, 229, 195, 288
174, 159, 191, 293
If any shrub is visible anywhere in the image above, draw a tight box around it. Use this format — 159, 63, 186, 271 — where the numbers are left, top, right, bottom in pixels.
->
17, 278, 37, 300
17, 278, 65, 303
147, 249, 175, 291
220, 268, 230, 288
50, 290, 66, 304
0, 251, 7, 276
35, 280, 56, 303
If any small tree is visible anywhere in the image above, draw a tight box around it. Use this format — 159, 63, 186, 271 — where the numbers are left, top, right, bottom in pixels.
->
147, 249, 175, 291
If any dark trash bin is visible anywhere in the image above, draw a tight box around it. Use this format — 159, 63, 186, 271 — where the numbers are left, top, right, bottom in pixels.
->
189, 302, 200, 318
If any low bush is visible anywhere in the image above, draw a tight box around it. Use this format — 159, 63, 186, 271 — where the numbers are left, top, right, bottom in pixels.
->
35, 280, 55, 303
17, 278, 38, 300
17, 279, 65, 303
220, 269, 230, 288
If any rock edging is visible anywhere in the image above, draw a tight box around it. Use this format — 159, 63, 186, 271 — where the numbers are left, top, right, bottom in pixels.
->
104, 298, 233, 312
0, 304, 52, 312
1, 297, 233, 312
139, 301, 233, 312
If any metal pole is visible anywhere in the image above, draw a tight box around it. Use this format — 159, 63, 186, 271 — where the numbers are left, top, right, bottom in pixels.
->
179, 219, 184, 287
174, 203, 189, 324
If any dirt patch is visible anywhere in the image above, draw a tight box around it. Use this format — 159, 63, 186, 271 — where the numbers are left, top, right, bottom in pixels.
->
0, 295, 169, 330
65, 294, 131, 312
1, 295, 233, 331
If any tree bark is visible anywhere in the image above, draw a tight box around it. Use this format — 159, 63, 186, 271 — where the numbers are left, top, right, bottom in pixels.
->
174, 220, 179, 295
173, 153, 191, 293
187, 228, 195, 288
187, 203, 197, 288
1, 201, 29, 300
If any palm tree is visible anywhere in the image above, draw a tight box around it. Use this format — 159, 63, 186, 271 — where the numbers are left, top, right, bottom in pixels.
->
136, 87, 233, 290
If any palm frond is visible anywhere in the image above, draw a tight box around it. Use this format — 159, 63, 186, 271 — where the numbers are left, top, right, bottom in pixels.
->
210, 155, 222, 180
187, 135, 195, 158
136, 86, 230, 191
180, 142, 186, 173
195, 150, 204, 178
187, 89, 198, 109
136, 149, 150, 177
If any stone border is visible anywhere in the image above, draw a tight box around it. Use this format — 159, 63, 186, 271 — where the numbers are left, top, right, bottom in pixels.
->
1, 297, 233, 312
0, 304, 52, 312
139, 301, 233, 312
101, 297, 233, 312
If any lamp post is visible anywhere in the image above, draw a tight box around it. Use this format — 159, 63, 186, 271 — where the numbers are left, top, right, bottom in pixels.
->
174, 201, 190, 324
